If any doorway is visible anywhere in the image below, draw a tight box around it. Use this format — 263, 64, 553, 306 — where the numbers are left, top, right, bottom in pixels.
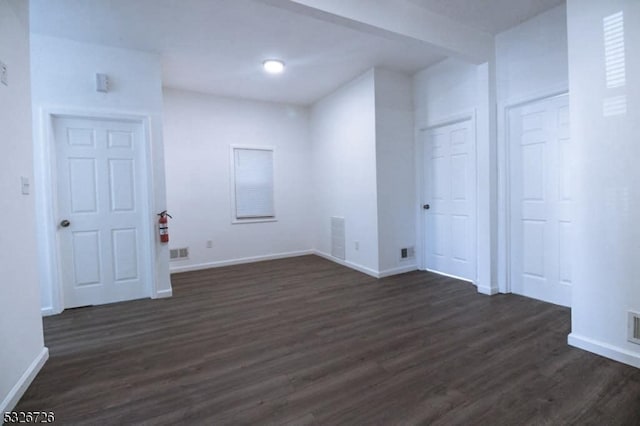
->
52, 115, 153, 308
507, 94, 571, 307
421, 118, 477, 282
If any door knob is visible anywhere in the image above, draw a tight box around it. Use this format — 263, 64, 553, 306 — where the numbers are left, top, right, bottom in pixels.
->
60, 219, 71, 228
423, 204, 430, 210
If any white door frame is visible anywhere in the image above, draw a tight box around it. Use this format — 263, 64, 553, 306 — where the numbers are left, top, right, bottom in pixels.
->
497, 87, 569, 294
35, 107, 158, 315
415, 109, 479, 285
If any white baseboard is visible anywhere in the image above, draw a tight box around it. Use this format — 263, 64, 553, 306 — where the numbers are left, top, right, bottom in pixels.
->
426, 268, 475, 284
41, 307, 57, 317
153, 288, 173, 299
1, 347, 49, 413
314, 251, 419, 279
568, 333, 640, 369
169, 250, 314, 274
313, 250, 381, 278
477, 284, 499, 295
378, 264, 418, 278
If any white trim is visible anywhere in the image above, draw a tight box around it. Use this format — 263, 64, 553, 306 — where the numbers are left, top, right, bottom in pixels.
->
496, 88, 569, 294
414, 124, 426, 271
416, 110, 478, 286
314, 251, 418, 278
378, 264, 418, 278
0, 347, 49, 413
420, 110, 476, 130
170, 250, 313, 274
568, 333, 640, 369
40, 307, 61, 317
475, 61, 498, 296
313, 250, 380, 278
426, 268, 474, 284
153, 289, 173, 298
231, 218, 277, 225
35, 107, 159, 313
477, 285, 499, 295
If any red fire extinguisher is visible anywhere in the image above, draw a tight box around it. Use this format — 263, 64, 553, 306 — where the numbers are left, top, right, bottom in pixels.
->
158, 211, 172, 243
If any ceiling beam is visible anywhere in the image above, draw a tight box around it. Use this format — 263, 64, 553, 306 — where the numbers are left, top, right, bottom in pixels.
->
261, 0, 493, 64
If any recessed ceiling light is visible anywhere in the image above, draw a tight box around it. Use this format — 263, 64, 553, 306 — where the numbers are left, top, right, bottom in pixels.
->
263, 59, 285, 74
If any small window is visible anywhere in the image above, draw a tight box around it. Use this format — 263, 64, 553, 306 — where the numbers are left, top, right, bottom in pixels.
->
231, 146, 275, 223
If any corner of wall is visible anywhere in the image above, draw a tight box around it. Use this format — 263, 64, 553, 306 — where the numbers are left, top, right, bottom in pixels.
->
0, 0, 47, 412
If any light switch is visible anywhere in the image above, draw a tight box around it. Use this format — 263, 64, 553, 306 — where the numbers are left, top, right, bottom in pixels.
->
21, 176, 30, 195
96, 73, 109, 92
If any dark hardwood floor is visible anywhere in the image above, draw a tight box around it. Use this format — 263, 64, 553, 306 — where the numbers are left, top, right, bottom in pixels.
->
16, 255, 640, 425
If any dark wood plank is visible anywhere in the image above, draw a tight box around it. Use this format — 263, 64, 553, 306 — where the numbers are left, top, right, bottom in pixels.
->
15, 255, 640, 424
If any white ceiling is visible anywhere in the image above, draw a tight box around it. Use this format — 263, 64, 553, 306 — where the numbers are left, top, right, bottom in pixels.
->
30, 0, 565, 105
406, 0, 565, 34
30, 0, 446, 105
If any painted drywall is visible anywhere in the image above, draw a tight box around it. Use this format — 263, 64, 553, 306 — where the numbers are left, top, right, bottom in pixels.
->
0, 0, 48, 412
30, 35, 171, 313
413, 58, 496, 293
284, 0, 493, 63
567, 0, 640, 368
162, 88, 312, 271
414, 58, 480, 127
495, 4, 569, 103
374, 69, 417, 274
310, 70, 379, 274
494, 4, 569, 294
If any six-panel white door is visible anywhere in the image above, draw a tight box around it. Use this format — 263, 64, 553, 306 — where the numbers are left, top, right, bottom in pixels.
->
509, 94, 571, 307
422, 119, 476, 282
54, 116, 151, 308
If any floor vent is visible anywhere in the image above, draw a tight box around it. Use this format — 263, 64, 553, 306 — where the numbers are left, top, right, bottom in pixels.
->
331, 217, 345, 260
629, 311, 640, 345
170, 247, 189, 261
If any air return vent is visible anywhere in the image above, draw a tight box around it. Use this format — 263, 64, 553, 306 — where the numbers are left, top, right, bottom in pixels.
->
628, 311, 640, 345
170, 247, 189, 261
331, 217, 345, 260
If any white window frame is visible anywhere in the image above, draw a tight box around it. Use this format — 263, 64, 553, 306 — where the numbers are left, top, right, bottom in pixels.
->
229, 145, 277, 224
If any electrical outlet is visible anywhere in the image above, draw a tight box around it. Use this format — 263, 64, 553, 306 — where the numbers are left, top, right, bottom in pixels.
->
206, 240, 213, 248
400, 246, 415, 260
1, 61, 7, 86
354, 241, 359, 251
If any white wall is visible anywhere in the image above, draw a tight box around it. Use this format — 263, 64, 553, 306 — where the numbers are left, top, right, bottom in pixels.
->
310, 70, 380, 275
494, 5, 569, 293
0, 0, 47, 412
374, 69, 417, 275
162, 89, 313, 271
414, 58, 480, 127
30, 35, 171, 313
413, 58, 496, 294
567, 0, 640, 368
495, 4, 569, 103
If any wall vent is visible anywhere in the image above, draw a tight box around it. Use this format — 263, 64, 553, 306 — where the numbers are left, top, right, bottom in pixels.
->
170, 247, 189, 261
400, 246, 415, 260
331, 217, 345, 260
629, 311, 640, 345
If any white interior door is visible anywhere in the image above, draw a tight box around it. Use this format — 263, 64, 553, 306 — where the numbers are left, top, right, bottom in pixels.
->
422, 119, 476, 282
54, 116, 151, 308
509, 94, 571, 307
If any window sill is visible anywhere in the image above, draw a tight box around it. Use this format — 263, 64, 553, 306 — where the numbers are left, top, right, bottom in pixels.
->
232, 217, 278, 225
